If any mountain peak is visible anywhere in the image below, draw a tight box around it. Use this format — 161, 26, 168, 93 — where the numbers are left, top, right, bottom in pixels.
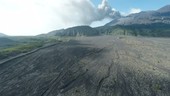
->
106, 5, 170, 26
157, 5, 170, 13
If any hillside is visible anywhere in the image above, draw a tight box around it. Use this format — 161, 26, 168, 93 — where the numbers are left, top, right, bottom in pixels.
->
0, 37, 17, 47
0, 33, 7, 37
0, 36, 170, 96
43, 23, 170, 37
46, 26, 99, 36
96, 23, 170, 37
0, 36, 58, 60
106, 5, 170, 26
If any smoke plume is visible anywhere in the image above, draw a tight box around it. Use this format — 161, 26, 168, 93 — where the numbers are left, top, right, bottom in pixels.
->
0, 0, 119, 35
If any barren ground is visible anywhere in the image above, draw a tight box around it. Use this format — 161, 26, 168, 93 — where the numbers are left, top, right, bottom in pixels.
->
0, 36, 170, 96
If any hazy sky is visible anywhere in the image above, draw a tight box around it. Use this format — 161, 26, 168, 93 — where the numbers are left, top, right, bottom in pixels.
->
0, 0, 169, 36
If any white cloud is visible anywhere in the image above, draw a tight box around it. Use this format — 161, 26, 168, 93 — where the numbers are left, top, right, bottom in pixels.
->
90, 18, 112, 27
120, 8, 142, 16
129, 8, 141, 14
0, 0, 116, 36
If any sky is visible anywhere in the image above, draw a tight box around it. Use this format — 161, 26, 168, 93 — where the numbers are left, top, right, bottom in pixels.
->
93, 0, 170, 12
0, 0, 170, 36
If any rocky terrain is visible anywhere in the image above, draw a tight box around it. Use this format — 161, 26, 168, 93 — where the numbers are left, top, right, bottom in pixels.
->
0, 36, 170, 96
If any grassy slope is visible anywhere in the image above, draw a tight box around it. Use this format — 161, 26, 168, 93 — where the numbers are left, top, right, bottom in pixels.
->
0, 36, 59, 60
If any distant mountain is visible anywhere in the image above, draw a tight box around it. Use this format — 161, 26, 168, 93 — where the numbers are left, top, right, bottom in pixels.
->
44, 23, 170, 37
0, 37, 17, 47
96, 23, 170, 37
157, 5, 170, 13
46, 26, 100, 36
106, 5, 170, 26
42, 5, 170, 37
0, 33, 7, 37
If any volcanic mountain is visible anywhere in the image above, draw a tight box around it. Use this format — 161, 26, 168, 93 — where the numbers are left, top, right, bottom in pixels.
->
106, 5, 170, 26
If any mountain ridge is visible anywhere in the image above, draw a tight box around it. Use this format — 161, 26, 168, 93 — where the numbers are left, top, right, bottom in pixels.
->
44, 26, 100, 37
157, 5, 170, 13
106, 5, 170, 26
40, 5, 170, 37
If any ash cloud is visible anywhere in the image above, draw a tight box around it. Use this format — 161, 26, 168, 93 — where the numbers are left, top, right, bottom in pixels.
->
0, 0, 120, 35
45, 0, 120, 27
97, 0, 120, 19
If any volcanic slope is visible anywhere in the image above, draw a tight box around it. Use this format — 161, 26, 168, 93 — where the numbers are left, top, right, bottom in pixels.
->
0, 36, 170, 96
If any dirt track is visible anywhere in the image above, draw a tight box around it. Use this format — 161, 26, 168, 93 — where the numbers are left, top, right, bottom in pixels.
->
0, 36, 170, 96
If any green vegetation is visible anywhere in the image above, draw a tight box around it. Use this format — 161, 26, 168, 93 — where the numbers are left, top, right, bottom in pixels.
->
0, 36, 60, 60
46, 24, 170, 37
0, 42, 42, 59
96, 23, 170, 37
